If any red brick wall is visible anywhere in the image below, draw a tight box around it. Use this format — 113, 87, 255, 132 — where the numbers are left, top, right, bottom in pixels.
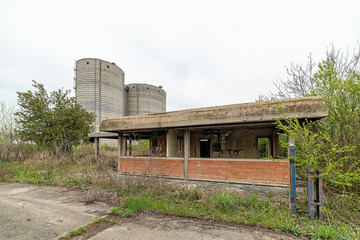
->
188, 159, 289, 185
119, 157, 289, 185
119, 157, 184, 177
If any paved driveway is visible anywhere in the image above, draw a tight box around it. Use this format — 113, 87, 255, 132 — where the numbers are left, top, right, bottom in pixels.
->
0, 182, 301, 240
0, 183, 110, 240
89, 213, 301, 240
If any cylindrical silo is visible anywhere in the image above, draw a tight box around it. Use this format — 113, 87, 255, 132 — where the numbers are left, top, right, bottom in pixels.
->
124, 83, 166, 116
75, 58, 125, 134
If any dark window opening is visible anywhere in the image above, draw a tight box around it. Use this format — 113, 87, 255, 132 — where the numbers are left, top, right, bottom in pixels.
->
258, 138, 269, 159
87, 62, 89, 64
200, 139, 211, 158
278, 133, 288, 158
107, 65, 109, 68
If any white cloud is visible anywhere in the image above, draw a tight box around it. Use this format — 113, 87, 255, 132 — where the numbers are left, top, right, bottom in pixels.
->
0, 0, 359, 110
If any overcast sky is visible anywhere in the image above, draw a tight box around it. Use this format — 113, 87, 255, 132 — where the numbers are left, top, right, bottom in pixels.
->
1, 0, 359, 111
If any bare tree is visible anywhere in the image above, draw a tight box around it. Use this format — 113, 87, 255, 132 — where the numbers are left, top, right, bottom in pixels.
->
269, 43, 360, 100
0, 101, 17, 161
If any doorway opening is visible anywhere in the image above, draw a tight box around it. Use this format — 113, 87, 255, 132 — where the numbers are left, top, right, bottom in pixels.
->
200, 139, 211, 158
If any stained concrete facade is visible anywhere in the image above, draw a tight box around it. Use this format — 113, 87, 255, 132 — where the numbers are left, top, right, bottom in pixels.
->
74, 58, 166, 145
97, 97, 328, 186
101, 97, 327, 132
124, 83, 166, 116
75, 58, 125, 134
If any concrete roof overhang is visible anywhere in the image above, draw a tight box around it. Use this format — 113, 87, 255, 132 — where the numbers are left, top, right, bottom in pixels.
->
100, 96, 328, 133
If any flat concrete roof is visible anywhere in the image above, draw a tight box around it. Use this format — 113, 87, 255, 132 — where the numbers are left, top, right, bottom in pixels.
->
88, 132, 118, 139
100, 97, 328, 133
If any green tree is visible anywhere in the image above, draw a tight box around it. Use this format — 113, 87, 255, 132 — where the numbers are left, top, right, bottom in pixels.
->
15, 81, 95, 154
266, 45, 360, 194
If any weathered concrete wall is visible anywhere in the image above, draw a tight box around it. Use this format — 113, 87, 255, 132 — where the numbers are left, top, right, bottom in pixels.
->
75, 58, 124, 145
101, 97, 328, 132
124, 83, 166, 116
76, 58, 125, 133
119, 157, 289, 186
166, 130, 184, 157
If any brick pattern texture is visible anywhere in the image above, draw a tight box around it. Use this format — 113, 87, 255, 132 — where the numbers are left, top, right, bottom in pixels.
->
119, 157, 289, 185
188, 159, 289, 185
120, 157, 184, 177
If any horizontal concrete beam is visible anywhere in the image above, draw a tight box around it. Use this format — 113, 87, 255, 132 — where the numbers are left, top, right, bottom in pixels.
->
100, 97, 328, 132
88, 132, 118, 139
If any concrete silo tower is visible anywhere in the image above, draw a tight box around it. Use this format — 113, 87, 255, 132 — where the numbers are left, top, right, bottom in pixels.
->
74, 58, 125, 136
124, 83, 166, 116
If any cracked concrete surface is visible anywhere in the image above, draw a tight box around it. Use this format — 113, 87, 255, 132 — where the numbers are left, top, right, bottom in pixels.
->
0, 182, 110, 240
0, 182, 301, 240
89, 213, 301, 240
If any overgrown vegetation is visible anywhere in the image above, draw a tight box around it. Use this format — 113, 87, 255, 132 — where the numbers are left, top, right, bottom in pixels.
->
108, 189, 358, 239
263, 45, 360, 195
259, 46, 360, 228
0, 101, 35, 162
15, 81, 95, 154
0, 146, 358, 239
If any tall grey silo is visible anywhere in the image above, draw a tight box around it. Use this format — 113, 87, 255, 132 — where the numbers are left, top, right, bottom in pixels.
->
124, 83, 166, 116
74, 58, 124, 137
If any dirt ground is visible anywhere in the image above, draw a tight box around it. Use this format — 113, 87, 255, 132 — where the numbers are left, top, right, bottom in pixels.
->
0, 182, 304, 240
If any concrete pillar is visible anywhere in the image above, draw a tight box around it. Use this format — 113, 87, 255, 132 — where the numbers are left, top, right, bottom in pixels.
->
129, 139, 132, 156
118, 133, 124, 172
273, 132, 280, 157
94, 137, 99, 158
184, 129, 190, 181
166, 130, 169, 157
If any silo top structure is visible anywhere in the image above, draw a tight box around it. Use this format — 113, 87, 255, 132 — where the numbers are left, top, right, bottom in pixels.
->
75, 58, 125, 134
124, 83, 166, 116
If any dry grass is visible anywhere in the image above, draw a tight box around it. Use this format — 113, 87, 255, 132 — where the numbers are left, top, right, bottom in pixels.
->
1, 144, 359, 239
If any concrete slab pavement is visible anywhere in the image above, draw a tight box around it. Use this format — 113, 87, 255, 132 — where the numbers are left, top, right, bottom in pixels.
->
0, 182, 111, 240
0, 182, 301, 240
89, 213, 301, 240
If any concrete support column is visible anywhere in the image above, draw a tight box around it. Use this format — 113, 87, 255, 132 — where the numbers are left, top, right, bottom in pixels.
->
118, 133, 124, 172
184, 129, 190, 181
166, 130, 170, 157
94, 137, 99, 158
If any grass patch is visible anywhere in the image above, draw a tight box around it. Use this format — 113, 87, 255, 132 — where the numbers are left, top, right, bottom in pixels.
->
60, 227, 86, 239
60, 218, 116, 239
109, 188, 359, 240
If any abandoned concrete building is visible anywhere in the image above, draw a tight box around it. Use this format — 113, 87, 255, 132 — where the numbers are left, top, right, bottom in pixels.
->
74, 58, 166, 145
98, 96, 328, 186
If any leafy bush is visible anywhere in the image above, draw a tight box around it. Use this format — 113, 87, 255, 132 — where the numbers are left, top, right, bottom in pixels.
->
15, 81, 95, 154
